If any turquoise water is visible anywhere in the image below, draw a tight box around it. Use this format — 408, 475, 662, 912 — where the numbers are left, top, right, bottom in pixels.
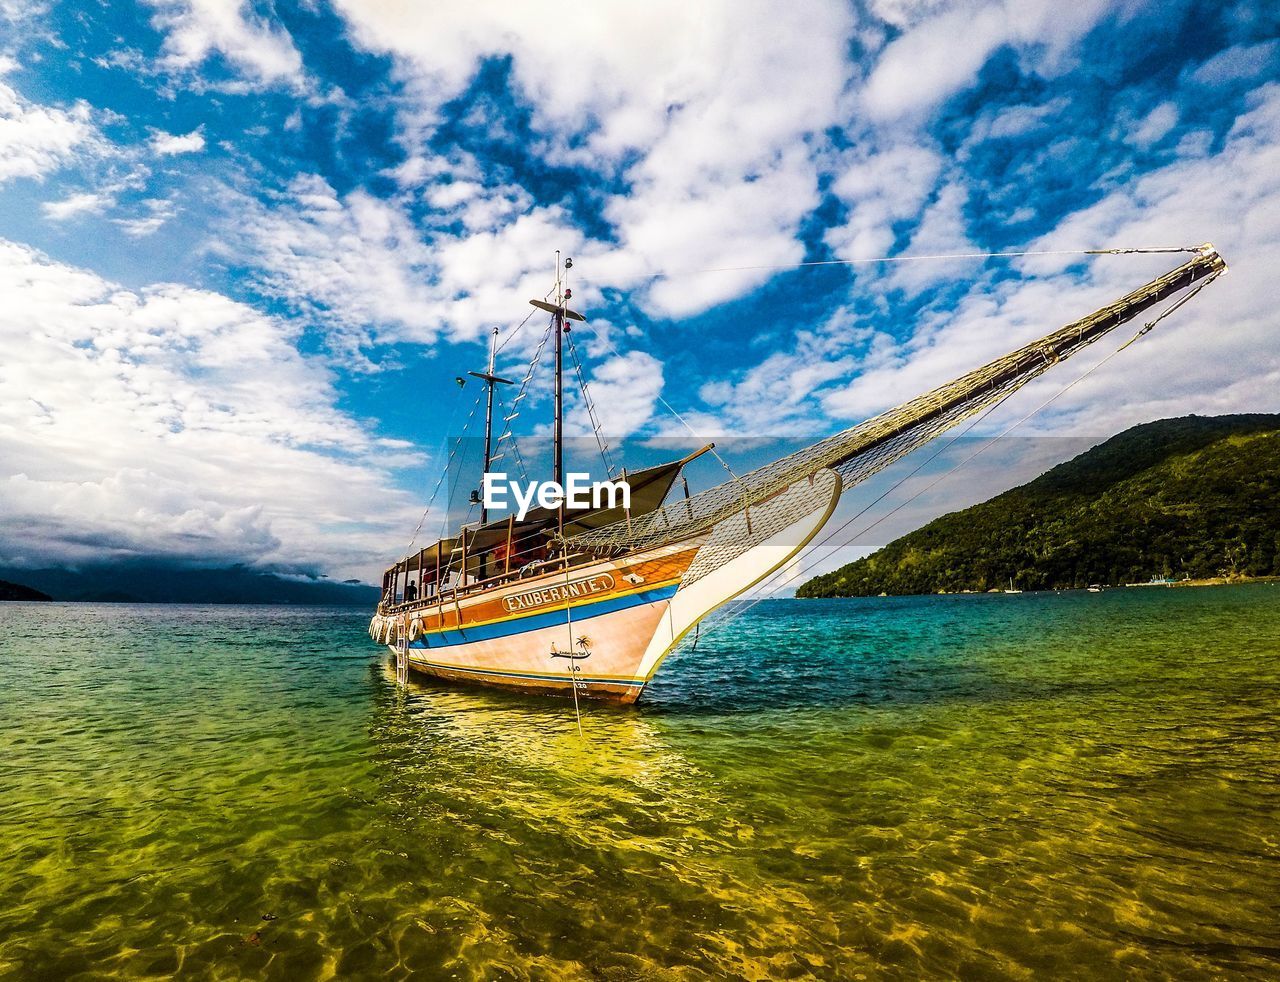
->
1, 587, 1278, 979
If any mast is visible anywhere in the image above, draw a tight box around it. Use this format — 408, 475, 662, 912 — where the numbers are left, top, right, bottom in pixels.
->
553, 251, 569, 537
529, 255, 586, 533
553, 255, 564, 490
468, 326, 514, 525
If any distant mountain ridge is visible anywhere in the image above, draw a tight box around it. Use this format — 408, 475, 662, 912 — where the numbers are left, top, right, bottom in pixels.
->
0, 564, 378, 605
797, 414, 1280, 598
0, 578, 52, 602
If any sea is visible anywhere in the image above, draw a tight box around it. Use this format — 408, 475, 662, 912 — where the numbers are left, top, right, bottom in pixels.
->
1, 586, 1278, 980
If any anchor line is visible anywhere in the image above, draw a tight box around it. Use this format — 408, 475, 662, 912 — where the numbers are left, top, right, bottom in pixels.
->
564, 555, 585, 738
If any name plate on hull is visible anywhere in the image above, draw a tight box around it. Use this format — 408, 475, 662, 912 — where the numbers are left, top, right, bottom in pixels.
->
503, 573, 616, 613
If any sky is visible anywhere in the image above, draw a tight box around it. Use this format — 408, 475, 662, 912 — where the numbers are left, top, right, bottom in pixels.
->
1, 0, 1278, 585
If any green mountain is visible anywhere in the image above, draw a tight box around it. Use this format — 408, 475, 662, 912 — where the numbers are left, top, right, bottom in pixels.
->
797, 414, 1280, 597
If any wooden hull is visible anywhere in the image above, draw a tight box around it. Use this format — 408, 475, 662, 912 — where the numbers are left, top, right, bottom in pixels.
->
370, 469, 842, 703
399, 581, 680, 703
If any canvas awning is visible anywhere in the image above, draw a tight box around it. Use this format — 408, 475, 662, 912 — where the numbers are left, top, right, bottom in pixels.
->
384, 445, 713, 580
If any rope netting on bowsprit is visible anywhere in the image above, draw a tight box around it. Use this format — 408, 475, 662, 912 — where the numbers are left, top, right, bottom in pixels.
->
561, 247, 1225, 585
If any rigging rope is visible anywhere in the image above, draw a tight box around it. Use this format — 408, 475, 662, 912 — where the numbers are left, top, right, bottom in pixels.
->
568, 244, 1196, 492
441, 403, 485, 541
566, 247, 1224, 558
402, 295, 560, 562
692, 268, 1224, 641
403, 386, 484, 558
573, 318, 744, 484
492, 388, 531, 482
711, 396, 1006, 626
493, 306, 537, 356
494, 320, 554, 460
394, 245, 1212, 585
658, 245, 1202, 277
399, 296, 560, 560
493, 283, 558, 356
565, 328, 619, 478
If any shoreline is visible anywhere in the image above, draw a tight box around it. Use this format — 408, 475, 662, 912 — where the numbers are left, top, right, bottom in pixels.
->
1162, 574, 1280, 588
800, 577, 1280, 599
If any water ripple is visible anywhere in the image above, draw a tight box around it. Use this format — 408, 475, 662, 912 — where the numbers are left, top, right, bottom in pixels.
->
0, 589, 1278, 978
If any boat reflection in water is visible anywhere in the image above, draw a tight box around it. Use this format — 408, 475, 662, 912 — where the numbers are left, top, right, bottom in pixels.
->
365, 660, 716, 831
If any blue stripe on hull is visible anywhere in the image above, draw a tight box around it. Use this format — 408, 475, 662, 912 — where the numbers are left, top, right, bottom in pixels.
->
410, 583, 678, 650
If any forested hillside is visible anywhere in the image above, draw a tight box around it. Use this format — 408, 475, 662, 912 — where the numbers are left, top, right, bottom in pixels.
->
797, 414, 1280, 597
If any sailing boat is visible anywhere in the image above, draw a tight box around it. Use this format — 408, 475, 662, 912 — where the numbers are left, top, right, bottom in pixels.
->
369, 245, 1226, 702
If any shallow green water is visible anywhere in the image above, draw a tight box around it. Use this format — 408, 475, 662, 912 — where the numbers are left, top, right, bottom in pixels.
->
1, 586, 1278, 980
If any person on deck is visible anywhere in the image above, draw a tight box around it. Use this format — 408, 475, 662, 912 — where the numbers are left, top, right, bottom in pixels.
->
516, 537, 549, 575
492, 539, 511, 575
404, 579, 417, 603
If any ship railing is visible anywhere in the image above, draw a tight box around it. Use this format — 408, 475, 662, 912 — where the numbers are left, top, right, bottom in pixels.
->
377, 550, 596, 617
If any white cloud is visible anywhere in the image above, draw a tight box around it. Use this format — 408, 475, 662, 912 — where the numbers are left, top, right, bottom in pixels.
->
862, 0, 1139, 120
825, 142, 945, 260
677, 79, 1277, 450
608, 147, 820, 318
1124, 100, 1179, 150
34, 165, 160, 230
0, 79, 100, 183
695, 307, 869, 437
330, 0, 856, 319
820, 84, 1280, 434
0, 0, 45, 18
571, 350, 664, 440
143, 0, 304, 88
229, 174, 442, 347
862, 3, 1009, 120
226, 174, 581, 354
969, 96, 1071, 143
149, 126, 205, 155
41, 190, 110, 220
883, 181, 982, 294
1190, 39, 1279, 87
867, 0, 955, 29
113, 197, 177, 237
0, 239, 421, 579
